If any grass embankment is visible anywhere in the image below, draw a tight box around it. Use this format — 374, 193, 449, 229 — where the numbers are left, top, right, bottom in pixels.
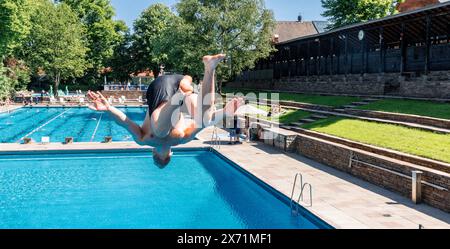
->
357, 99, 450, 120
302, 117, 450, 163
222, 88, 360, 107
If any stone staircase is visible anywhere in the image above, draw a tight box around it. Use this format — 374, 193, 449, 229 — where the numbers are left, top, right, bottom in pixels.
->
336, 98, 380, 112
282, 114, 331, 130
282, 97, 382, 130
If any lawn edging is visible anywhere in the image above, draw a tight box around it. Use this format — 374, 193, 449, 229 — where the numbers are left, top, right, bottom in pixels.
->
342, 109, 450, 129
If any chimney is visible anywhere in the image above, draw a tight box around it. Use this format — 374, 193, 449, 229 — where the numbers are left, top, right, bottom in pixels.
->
273, 34, 279, 43
297, 13, 303, 22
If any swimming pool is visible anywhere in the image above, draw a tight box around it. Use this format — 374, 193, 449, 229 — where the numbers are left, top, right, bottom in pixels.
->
0, 149, 331, 229
0, 107, 147, 143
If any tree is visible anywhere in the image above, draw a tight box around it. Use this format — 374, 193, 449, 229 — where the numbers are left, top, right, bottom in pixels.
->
0, 0, 33, 58
106, 21, 134, 83
154, 16, 201, 77
58, 0, 125, 85
4, 57, 30, 91
176, 0, 275, 88
0, 0, 34, 99
0, 66, 15, 101
321, 0, 402, 30
21, 0, 88, 95
132, 3, 180, 77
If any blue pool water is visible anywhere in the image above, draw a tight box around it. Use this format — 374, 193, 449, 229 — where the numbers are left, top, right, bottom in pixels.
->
0, 107, 146, 143
0, 150, 330, 229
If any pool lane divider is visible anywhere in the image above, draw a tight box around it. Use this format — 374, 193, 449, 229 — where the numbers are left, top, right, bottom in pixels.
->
18, 109, 71, 143
90, 112, 104, 142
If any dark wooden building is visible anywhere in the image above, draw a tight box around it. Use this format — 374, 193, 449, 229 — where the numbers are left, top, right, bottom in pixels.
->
233, 2, 450, 99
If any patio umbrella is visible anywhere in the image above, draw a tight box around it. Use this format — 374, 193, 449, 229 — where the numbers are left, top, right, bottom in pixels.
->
49, 86, 54, 97
234, 104, 269, 116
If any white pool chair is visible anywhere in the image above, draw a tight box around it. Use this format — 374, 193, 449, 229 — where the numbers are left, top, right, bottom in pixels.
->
59, 97, 65, 104
138, 96, 143, 103
50, 96, 56, 104
79, 98, 85, 104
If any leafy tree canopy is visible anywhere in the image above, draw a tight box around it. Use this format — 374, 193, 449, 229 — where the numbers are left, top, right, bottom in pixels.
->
321, 0, 403, 30
106, 20, 134, 82
21, 0, 88, 93
58, 0, 125, 73
176, 0, 276, 82
132, 3, 180, 77
0, 0, 34, 57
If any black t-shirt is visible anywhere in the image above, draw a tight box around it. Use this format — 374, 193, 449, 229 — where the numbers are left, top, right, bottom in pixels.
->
146, 74, 184, 116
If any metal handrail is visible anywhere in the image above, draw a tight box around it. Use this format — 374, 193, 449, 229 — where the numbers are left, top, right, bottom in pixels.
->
290, 173, 303, 216
290, 173, 313, 216
211, 126, 221, 150
298, 183, 313, 207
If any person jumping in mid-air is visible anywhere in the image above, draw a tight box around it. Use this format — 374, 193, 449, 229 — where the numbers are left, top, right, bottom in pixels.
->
87, 54, 244, 168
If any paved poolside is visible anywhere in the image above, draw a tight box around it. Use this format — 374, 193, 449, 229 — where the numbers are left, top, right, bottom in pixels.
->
0, 105, 21, 114
0, 127, 449, 229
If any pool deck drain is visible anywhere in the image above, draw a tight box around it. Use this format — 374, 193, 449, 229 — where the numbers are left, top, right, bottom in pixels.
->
0, 127, 449, 229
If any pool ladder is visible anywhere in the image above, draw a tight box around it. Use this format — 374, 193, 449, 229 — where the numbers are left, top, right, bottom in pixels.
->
211, 126, 221, 150
290, 173, 313, 216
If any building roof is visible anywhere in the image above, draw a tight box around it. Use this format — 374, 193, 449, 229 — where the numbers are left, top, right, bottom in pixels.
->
397, 0, 441, 12
272, 21, 327, 44
277, 1, 450, 45
131, 70, 154, 78
312, 21, 330, 33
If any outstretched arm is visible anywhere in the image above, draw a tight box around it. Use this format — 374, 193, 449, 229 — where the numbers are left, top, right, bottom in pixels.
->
87, 91, 149, 145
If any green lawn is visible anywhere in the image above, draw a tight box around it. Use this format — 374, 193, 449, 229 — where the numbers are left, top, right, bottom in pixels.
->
222, 88, 360, 107
357, 99, 450, 120
277, 93, 360, 107
302, 117, 450, 163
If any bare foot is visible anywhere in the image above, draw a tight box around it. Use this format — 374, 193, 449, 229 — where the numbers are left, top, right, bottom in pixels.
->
203, 54, 226, 71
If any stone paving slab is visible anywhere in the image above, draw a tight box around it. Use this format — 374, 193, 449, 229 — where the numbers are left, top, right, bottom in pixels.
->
0, 105, 21, 114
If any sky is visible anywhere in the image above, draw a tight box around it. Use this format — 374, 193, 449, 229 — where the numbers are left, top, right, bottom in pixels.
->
110, 0, 326, 29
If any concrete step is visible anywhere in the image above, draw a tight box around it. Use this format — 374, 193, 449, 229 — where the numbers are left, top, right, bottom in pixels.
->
300, 118, 317, 123
362, 98, 380, 102
311, 114, 329, 119
334, 109, 347, 113
351, 102, 370, 106
290, 122, 305, 127
343, 105, 358, 109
